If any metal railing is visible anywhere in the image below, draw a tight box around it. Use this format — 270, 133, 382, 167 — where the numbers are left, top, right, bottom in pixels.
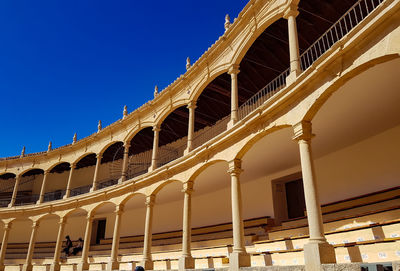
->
300, 0, 384, 71
14, 194, 39, 206
70, 185, 91, 197
192, 117, 230, 150
157, 141, 187, 167
98, 179, 119, 190
43, 190, 66, 202
238, 68, 290, 120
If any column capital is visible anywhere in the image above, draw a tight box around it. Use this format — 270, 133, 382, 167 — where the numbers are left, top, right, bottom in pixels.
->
87, 214, 94, 221
3, 222, 13, 230
292, 121, 315, 141
283, 4, 299, 19
187, 101, 197, 110
96, 153, 103, 160
145, 195, 156, 207
32, 221, 40, 229
115, 204, 124, 215
153, 125, 161, 132
227, 159, 243, 175
182, 181, 194, 194
228, 64, 240, 75
70, 162, 76, 169
124, 142, 131, 150
43, 169, 50, 175
58, 217, 67, 226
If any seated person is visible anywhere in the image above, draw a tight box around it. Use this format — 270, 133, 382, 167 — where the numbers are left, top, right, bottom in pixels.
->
72, 238, 84, 256
62, 235, 73, 257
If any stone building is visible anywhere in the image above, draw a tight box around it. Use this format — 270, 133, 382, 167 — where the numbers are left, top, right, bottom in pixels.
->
0, 0, 399, 270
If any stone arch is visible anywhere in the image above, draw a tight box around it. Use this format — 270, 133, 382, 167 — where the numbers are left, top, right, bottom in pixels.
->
18, 167, 45, 177
235, 125, 291, 160
98, 140, 124, 156
72, 152, 96, 166
190, 66, 230, 103
119, 191, 147, 207
154, 99, 190, 127
46, 161, 70, 172
124, 125, 154, 144
187, 159, 228, 183
303, 54, 400, 122
88, 200, 116, 216
149, 179, 183, 196
63, 207, 88, 219
35, 212, 60, 223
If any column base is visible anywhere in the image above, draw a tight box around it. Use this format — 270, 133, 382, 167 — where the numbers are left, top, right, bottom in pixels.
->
304, 241, 336, 271
183, 147, 192, 155
106, 260, 119, 271
49, 262, 60, 271
22, 263, 33, 271
227, 119, 237, 129
140, 259, 153, 270
178, 255, 194, 271
77, 262, 89, 271
285, 70, 300, 85
229, 251, 250, 271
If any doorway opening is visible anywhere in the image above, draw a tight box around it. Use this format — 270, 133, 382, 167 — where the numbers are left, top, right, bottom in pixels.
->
271, 172, 306, 225
91, 218, 106, 245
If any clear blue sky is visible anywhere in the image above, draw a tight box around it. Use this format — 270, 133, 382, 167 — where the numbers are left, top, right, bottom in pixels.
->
0, 0, 247, 157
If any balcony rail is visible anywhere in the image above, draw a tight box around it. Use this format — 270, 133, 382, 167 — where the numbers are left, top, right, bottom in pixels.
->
300, 0, 383, 71
0, 0, 385, 207
43, 190, 66, 202
238, 68, 290, 120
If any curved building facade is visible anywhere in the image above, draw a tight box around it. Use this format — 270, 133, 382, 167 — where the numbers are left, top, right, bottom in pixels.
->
1, 0, 400, 270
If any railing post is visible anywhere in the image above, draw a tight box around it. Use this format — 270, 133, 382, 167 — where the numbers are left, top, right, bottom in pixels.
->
284, 4, 301, 85
141, 195, 155, 270
78, 214, 94, 271
228, 65, 240, 128
8, 175, 21, 207
22, 221, 40, 271
149, 125, 160, 171
228, 159, 250, 271
50, 217, 67, 271
64, 163, 75, 198
120, 143, 130, 183
179, 181, 194, 271
185, 102, 197, 155
292, 121, 336, 270
107, 205, 124, 271
0, 221, 12, 271
37, 170, 49, 204
90, 154, 102, 192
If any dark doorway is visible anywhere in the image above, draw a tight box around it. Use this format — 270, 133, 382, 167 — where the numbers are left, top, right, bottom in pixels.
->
95, 219, 106, 244
285, 179, 306, 219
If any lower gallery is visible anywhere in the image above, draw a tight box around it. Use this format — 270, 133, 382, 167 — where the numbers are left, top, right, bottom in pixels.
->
0, 0, 400, 270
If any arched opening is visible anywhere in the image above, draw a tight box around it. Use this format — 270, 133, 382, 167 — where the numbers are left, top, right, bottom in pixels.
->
33, 214, 60, 261
158, 106, 189, 166
98, 142, 124, 189
90, 202, 117, 247
63, 209, 88, 256
70, 153, 97, 196
43, 162, 71, 202
126, 127, 154, 179
5, 218, 33, 261
0, 173, 16, 207
192, 73, 231, 149
15, 169, 44, 206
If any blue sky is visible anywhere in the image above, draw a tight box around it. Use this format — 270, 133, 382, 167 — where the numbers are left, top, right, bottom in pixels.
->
0, 0, 247, 157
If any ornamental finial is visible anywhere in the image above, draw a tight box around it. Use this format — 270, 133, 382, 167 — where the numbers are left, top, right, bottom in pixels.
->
73, 133, 77, 144
123, 105, 128, 119
20, 146, 25, 158
47, 141, 52, 152
224, 14, 231, 31
98, 120, 102, 132
186, 57, 191, 70
154, 85, 159, 98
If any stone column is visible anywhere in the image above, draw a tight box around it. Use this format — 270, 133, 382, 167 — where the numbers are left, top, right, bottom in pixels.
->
120, 143, 130, 183
90, 154, 102, 192
22, 221, 40, 271
50, 217, 67, 271
292, 121, 336, 271
8, 175, 21, 207
228, 65, 240, 128
37, 170, 49, 204
228, 159, 250, 271
78, 214, 94, 271
179, 181, 194, 271
184, 102, 196, 155
64, 163, 75, 198
284, 5, 301, 84
107, 205, 124, 271
0, 222, 12, 271
149, 126, 160, 171
141, 195, 155, 270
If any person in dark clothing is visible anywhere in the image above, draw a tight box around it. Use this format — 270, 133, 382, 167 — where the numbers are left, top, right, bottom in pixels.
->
63, 235, 73, 257
72, 238, 83, 256
135, 266, 145, 271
